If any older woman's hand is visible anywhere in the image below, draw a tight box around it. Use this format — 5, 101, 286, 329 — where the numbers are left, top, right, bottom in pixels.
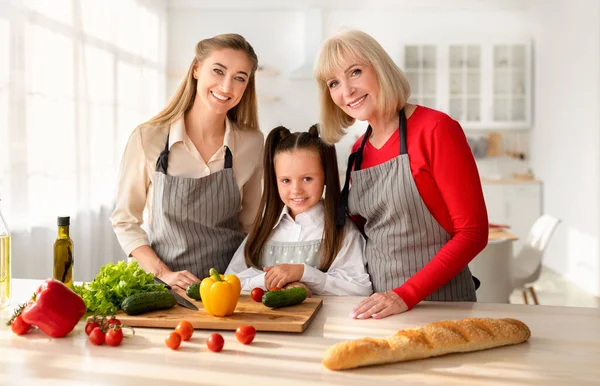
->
349, 291, 408, 319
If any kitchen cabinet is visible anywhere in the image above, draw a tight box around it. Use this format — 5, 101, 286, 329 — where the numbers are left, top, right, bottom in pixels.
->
481, 180, 542, 253
401, 41, 532, 129
403, 45, 438, 109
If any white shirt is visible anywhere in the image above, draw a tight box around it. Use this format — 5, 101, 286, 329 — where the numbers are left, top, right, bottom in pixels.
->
225, 202, 373, 296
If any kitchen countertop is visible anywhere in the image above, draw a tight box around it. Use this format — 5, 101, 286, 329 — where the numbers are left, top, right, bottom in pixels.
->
488, 229, 519, 241
481, 178, 542, 184
2, 279, 599, 385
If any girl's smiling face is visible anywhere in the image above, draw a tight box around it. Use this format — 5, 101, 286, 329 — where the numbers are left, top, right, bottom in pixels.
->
274, 148, 325, 219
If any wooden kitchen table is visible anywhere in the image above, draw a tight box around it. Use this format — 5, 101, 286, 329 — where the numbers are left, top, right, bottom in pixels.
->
1, 279, 599, 385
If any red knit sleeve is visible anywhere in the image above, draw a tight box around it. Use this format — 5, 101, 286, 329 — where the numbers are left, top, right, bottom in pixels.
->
392, 117, 489, 309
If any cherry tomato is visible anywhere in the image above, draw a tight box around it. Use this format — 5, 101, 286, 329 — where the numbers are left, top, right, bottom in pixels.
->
105, 327, 124, 347
85, 321, 101, 336
251, 288, 265, 302
175, 320, 194, 341
165, 332, 181, 350
10, 315, 31, 336
207, 333, 224, 352
235, 325, 256, 345
89, 327, 105, 346
269, 287, 281, 291
105, 317, 122, 328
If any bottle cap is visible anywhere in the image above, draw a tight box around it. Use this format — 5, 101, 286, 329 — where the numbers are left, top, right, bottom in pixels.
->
57, 216, 70, 226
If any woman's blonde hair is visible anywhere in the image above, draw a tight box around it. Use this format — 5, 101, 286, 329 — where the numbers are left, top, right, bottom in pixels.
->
146, 33, 259, 131
314, 30, 411, 144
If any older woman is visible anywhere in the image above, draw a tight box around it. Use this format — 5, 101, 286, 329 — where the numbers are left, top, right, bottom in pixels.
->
314, 30, 488, 319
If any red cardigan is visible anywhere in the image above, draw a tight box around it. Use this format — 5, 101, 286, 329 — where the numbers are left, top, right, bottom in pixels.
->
351, 105, 488, 309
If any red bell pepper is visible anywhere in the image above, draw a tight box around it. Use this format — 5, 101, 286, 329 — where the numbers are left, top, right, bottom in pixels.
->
21, 279, 86, 338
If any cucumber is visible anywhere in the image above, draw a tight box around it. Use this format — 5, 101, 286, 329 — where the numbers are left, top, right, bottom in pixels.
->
121, 291, 177, 315
262, 287, 307, 308
186, 282, 201, 300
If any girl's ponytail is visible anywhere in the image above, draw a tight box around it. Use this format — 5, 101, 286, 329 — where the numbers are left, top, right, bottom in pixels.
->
244, 126, 290, 268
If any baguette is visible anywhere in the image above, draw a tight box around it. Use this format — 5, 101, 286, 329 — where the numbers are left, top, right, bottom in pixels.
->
322, 317, 531, 370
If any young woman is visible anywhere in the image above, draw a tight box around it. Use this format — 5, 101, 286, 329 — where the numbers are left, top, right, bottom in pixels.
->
111, 34, 264, 290
226, 125, 372, 296
314, 30, 488, 318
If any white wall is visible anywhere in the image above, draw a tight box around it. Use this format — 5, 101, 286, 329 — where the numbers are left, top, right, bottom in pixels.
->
528, 0, 600, 296
167, 0, 533, 165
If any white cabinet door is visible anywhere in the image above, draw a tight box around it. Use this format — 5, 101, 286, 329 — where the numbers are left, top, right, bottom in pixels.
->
402, 44, 439, 110
401, 40, 532, 130
448, 44, 482, 124
488, 42, 533, 129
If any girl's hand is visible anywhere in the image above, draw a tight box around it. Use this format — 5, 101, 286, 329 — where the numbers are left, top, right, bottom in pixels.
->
263, 264, 304, 290
283, 282, 312, 298
157, 269, 200, 291
349, 291, 408, 319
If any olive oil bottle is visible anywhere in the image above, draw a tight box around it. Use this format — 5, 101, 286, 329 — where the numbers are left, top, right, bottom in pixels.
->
53, 216, 73, 287
0, 198, 10, 309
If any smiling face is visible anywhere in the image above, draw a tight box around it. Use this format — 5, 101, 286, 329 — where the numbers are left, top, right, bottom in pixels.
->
193, 48, 253, 116
274, 148, 325, 219
326, 59, 381, 122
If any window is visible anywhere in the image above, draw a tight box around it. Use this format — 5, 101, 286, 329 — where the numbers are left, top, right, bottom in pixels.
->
4, 0, 166, 280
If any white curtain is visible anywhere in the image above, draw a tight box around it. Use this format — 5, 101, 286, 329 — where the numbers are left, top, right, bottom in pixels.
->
0, 0, 167, 281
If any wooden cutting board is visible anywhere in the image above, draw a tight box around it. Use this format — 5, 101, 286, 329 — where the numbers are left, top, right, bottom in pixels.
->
113, 294, 323, 333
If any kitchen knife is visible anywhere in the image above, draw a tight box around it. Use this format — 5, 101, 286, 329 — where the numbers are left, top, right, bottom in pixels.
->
153, 277, 199, 311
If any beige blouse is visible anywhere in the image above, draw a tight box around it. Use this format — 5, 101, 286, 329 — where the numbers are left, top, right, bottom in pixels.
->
110, 117, 264, 256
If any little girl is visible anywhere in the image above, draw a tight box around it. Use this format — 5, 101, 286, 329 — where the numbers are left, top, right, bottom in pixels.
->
226, 125, 372, 296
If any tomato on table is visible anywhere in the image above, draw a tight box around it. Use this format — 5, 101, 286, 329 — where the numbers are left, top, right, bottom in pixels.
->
104, 317, 122, 328
105, 326, 124, 347
85, 321, 101, 336
165, 332, 182, 350
235, 325, 256, 345
207, 333, 224, 352
175, 320, 194, 341
10, 315, 31, 336
89, 327, 105, 345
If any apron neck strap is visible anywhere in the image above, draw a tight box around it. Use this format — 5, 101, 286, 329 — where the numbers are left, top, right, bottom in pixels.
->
224, 146, 233, 169
155, 135, 234, 175
336, 152, 357, 228
336, 108, 408, 227
399, 108, 408, 155
155, 134, 170, 174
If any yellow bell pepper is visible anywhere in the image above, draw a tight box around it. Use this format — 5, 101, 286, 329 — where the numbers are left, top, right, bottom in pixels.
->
200, 268, 241, 317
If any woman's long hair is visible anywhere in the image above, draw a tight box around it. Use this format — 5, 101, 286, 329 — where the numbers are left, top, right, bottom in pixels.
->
145, 33, 259, 131
244, 125, 343, 271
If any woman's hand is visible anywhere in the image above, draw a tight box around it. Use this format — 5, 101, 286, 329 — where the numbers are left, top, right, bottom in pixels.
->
283, 281, 312, 298
157, 269, 200, 291
349, 291, 408, 319
263, 264, 304, 290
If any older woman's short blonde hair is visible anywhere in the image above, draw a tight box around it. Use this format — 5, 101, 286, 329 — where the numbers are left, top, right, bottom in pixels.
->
314, 30, 411, 144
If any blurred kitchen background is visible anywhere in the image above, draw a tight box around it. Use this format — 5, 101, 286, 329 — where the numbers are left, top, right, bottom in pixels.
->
0, 0, 598, 307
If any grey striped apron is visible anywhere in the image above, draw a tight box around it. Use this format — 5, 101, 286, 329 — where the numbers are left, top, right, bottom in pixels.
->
338, 109, 476, 301
150, 135, 245, 279
259, 239, 322, 268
